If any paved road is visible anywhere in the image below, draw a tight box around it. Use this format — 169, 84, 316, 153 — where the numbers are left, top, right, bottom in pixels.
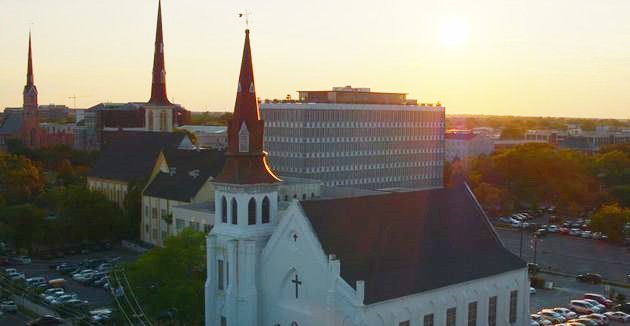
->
0, 311, 30, 326
497, 228, 630, 283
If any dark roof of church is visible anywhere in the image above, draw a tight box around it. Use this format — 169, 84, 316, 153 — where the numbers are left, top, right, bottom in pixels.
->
143, 149, 226, 202
0, 111, 24, 135
300, 183, 525, 305
88, 131, 186, 182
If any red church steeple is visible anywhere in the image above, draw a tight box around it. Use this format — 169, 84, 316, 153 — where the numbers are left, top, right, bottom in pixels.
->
23, 31, 38, 110
215, 29, 280, 185
148, 0, 171, 105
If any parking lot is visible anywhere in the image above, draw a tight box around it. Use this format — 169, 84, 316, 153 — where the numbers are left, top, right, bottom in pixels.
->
1, 247, 139, 323
529, 273, 629, 324
497, 228, 630, 283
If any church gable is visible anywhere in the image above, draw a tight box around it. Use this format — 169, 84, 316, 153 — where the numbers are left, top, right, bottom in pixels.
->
260, 203, 364, 326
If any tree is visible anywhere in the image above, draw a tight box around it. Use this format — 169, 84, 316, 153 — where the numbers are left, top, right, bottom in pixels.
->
123, 181, 144, 239
590, 204, 630, 242
124, 229, 206, 325
0, 153, 45, 204
0, 204, 46, 251
57, 186, 127, 243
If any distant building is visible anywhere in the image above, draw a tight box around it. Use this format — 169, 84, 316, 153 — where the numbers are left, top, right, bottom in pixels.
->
38, 104, 70, 122
494, 139, 547, 151
559, 129, 630, 153
73, 110, 99, 150
40, 123, 74, 148
87, 131, 193, 207
260, 86, 445, 190
445, 130, 494, 162
179, 125, 227, 149
0, 33, 43, 150
524, 129, 567, 144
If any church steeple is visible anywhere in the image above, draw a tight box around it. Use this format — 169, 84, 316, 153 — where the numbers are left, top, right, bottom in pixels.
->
23, 31, 38, 110
148, 0, 171, 105
215, 29, 280, 185
26, 31, 34, 87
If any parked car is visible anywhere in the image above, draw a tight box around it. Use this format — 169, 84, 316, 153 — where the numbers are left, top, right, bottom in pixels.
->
51, 294, 78, 305
578, 314, 608, 326
9, 256, 32, 265
548, 225, 560, 233
570, 228, 583, 236
570, 300, 597, 314
576, 273, 603, 284
583, 293, 614, 308
531, 314, 553, 325
43, 291, 66, 304
553, 308, 578, 320
0, 300, 17, 313
581, 231, 593, 239
28, 315, 64, 325
535, 229, 548, 237
539, 310, 567, 324
26, 277, 46, 286
530, 287, 536, 295
56, 263, 78, 274
48, 278, 65, 289
41, 288, 63, 299
614, 302, 630, 313
569, 319, 599, 326
7, 271, 25, 280
63, 299, 88, 309
603, 311, 630, 322
583, 299, 606, 312
560, 227, 570, 234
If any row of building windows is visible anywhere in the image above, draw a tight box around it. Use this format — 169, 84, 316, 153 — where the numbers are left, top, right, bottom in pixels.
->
266, 121, 445, 128
322, 174, 441, 187
265, 135, 444, 144
220, 196, 271, 225
269, 148, 443, 158
301, 161, 442, 173
397, 291, 518, 326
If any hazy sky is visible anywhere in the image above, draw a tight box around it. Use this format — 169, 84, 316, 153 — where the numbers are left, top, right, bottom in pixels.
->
1, 0, 629, 119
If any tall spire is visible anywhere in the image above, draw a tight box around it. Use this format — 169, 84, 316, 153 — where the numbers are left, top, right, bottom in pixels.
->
215, 29, 280, 185
148, 0, 171, 105
23, 30, 38, 110
27, 31, 34, 86
232, 29, 260, 132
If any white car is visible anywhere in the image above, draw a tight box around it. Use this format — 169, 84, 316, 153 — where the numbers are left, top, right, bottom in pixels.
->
0, 301, 17, 313
44, 291, 66, 304
51, 294, 78, 305
547, 225, 560, 233
553, 308, 578, 320
604, 311, 630, 322
530, 287, 536, 295
570, 300, 597, 314
583, 299, 606, 313
40, 288, 63, 299
531, 314, 553, 325
579, 313, 608, 325
581, 231, 593, 238
7, 272, 25, 280
539, 310, 567, 324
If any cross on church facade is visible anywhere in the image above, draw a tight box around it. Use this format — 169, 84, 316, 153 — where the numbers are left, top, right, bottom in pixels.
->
291, 274, 302, 298
292, 233, 298, 242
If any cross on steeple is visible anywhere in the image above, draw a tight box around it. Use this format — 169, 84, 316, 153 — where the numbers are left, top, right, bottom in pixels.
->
239, 10, 251, 30
291, 274, 302, 299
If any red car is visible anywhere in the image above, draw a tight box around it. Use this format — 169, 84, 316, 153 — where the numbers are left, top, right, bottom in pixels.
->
583, 293, 614, 308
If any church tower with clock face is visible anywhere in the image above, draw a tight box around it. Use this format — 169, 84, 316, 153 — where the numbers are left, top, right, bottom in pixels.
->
205, 28, 281, 326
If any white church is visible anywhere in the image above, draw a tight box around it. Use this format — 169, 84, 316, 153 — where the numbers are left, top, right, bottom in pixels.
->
205, 29, 530, 326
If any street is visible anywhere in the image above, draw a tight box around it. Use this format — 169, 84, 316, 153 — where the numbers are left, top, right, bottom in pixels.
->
497, 228, 630, 283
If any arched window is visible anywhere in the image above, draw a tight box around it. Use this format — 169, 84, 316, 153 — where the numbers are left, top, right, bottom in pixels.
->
231, 198, 238, 225
302, 194, 306, 200
248, 198, 256, 225
221, 197, 227, 223
262, 197, 270, 224
284, 195, 289, 201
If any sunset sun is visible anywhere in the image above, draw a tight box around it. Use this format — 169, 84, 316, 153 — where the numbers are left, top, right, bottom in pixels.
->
440, 18, 468, 46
